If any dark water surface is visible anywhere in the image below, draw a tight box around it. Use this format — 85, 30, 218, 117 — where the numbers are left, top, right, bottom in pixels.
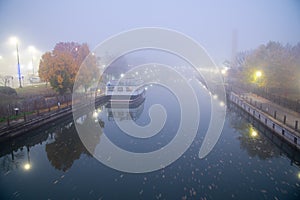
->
1, 85, 300, 200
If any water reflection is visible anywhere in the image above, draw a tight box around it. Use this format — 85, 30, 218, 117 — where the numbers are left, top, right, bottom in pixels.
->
46, 109, 107, 172
45, 122, 88, 172
0, 124, 49, 172
1, 89, 300, 199
0, 98, 148, 173
106, 98, 145, 122
0, 150, 25, 172
98, 87, 181, 154
75, 111, 105, 155
238, 124, 281, 160
228, 102, 300, 165
0, 114, 105, 173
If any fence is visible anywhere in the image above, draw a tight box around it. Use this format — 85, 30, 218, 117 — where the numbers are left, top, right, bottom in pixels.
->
254, 88, 300, 113
0, 94, 72, 119
230, 92, 300, 150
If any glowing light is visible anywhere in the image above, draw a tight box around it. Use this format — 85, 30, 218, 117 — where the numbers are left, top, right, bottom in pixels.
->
23, 163, 31, 171
213, 94, 218, 100
10, 36, 19, 45
28, 45, 36, 53
219, 101, 225, 107
298, 172, 300, 179
93, 111, 98, 118
249, 126, 259, 138
255, 71, 262, 78
120, 73, 124, 78
251, 130, 258, 137
0, 55, 2, 59
27, 62, 33, 70
221, 69, 226, 75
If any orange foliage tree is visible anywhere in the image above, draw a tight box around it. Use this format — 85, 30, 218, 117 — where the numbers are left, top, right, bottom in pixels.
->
39, 42, 99, 94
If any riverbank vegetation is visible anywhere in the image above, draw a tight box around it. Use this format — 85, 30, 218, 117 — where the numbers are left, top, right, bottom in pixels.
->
233, 41, 300, 99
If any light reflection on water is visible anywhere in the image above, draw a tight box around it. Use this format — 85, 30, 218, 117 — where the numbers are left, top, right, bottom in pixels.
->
0, 85, 299, 200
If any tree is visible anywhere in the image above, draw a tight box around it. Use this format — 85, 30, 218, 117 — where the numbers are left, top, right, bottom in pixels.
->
39, 42, 98, 94
73, 44, 99, 92
0, 75, 13, 87
239, 41, 300, 93
39, 52, 53, 86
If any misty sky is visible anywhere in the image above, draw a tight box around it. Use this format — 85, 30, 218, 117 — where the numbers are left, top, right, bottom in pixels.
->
0, 0, 299, 75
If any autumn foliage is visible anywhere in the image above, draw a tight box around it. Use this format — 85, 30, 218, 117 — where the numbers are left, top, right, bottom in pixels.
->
39, 42, 98, 94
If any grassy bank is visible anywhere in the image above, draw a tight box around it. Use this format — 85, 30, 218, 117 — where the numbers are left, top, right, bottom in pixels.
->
0, 84, 57, 107
15, 84, 57, 99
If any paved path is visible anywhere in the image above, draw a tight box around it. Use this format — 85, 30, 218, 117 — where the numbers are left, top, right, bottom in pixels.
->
241, 92, 300, 133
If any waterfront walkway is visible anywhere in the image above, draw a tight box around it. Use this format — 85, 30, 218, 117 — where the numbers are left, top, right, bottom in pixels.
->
230, 92, 300, 150
0, 101, 70, 129
0, 95, 108, 142
0, 103, 73, 141
241, 92, 300, 134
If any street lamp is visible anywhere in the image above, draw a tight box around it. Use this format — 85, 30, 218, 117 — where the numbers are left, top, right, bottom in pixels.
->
10, 37, 22, 88
254, 70, 263, 92
254, 70, 263, 91
28, 46, 36, 75
255, 70, 262, 78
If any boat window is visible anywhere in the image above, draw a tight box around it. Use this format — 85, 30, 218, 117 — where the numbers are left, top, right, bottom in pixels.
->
117, 87, 123, 91
126, 87, 132, 92
107, 86, 114, 91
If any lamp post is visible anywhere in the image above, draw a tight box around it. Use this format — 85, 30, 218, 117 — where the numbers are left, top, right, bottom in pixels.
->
255, 70, 262, 86
254, 70, 263, 94
10, 37, 22, 88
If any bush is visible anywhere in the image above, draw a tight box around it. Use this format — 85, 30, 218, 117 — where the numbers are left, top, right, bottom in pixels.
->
0, 86, 17, 96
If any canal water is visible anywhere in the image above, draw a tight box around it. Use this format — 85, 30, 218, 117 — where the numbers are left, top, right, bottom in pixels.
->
1, 85, 300, 200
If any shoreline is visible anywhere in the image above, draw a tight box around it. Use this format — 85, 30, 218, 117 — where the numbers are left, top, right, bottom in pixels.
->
0, 95, 108, 142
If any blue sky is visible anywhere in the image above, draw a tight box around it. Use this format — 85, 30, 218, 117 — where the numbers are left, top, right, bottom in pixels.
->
0, 0, 299, 74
